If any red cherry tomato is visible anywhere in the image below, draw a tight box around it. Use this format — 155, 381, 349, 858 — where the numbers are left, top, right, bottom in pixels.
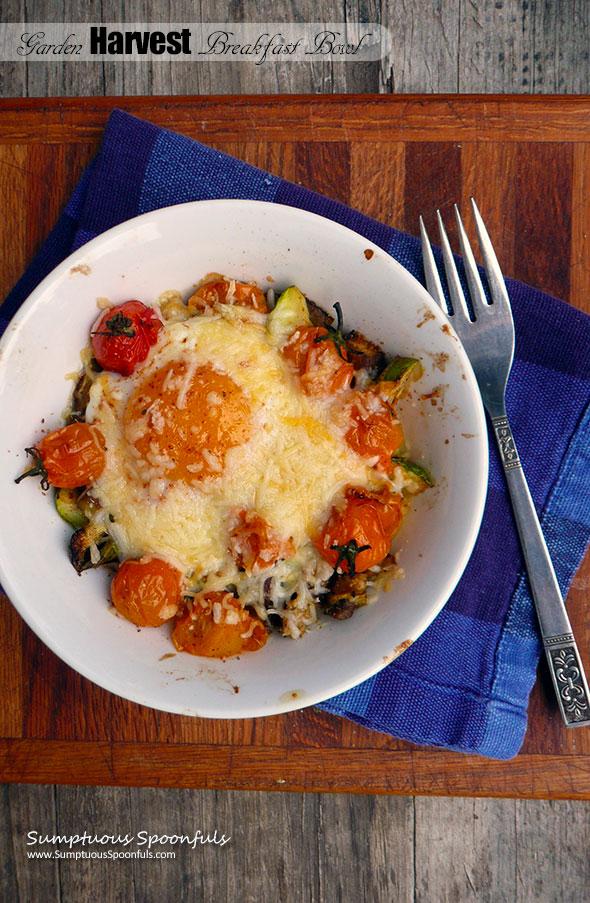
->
313, 486, 403, 574
228, 510, 295, 574
283, 326, 354, 396
344, 390, 404, 471
16, 422, 106, 489
91, 301, 162, 377
110, 557, 182, 627
172, 591, 267, 658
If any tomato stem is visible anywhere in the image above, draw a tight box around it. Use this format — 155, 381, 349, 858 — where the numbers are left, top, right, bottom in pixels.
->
313, 302, 361, 361
91, 312, 136, 339
14, 447, 49, 490
330, 539, 371, 576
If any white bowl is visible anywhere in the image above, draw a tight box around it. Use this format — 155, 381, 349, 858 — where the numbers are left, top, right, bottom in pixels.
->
0, 200, 488, 718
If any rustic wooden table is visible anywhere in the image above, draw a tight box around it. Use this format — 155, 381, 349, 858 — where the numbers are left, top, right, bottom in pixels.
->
1, 94, 590, 802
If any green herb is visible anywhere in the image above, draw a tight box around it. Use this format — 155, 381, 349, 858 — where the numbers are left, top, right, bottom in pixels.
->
330, 539, 371, 577
91, 312, 136, 339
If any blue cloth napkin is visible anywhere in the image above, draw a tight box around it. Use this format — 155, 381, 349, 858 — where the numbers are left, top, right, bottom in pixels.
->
3, 109, 590, 759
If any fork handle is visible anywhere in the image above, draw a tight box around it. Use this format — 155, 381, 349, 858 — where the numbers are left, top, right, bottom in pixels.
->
491, 414, 590, 727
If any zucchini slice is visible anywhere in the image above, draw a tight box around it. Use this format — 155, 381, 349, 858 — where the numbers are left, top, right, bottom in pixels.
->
391, 455, 435, 490
379, 356, 422, 401
55, 488, 89, 530
266, 286, 311, 342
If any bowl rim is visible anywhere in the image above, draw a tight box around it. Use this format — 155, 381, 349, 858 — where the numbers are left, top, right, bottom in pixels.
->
0, 198, 489, 718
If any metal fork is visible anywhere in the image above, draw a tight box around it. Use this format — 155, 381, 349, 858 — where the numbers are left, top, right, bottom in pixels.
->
420, 199, 590, 728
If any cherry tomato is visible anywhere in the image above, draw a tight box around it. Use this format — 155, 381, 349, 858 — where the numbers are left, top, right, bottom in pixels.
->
187, 279, 267, 314
344, 390, 404, 471
15, 422, 106, 489
282, 326, 354, 395
313, 486, 403, 574
228, 510, 295, 574
91, 301, 162, 377
110, 557, 182, 628
172, 592, 267, 658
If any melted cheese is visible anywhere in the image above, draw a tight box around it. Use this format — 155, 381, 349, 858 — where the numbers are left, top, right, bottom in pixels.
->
86, 311, 380, 577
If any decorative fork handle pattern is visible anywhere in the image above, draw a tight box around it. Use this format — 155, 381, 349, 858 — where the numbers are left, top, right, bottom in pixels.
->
490, 414, 590, 727
491, 417, 520, 469
544, 640, 590, 726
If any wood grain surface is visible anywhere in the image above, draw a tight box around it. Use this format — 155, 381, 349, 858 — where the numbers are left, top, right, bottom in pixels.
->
1, 95, 589, 799
4, 784, 588, 903
2, 0, 590, 98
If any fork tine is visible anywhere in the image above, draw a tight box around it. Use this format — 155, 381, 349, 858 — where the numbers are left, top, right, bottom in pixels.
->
436, 210, 471, 323
470, 198, 511, 310
453, 204, 489, 317
419, 216, 449, 314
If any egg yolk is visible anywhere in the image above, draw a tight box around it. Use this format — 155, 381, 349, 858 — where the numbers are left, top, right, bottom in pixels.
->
124, 360, 252, 482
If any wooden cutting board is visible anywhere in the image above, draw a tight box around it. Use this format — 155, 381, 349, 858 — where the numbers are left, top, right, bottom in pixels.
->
1, 95, 590, 798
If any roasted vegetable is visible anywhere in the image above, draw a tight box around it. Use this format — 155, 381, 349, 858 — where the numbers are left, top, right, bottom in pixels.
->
266, 285, 311, 342
68, 358, 101, 423
306, 298, 334, 329
391, 456, 435, 490
283, 322, 354, 396
69, 522, 118, 574
344, 330, 386, 376
344, 389, 404, 469
15, 423, 106, 490
323, 571, 368, 620
187, 279, 267, 314
312, 302, 357, 362
55, 488, 89, 529
110, 557, 182, 627
314, 486, 403, 575
172, 592, 267, 658
91, 301, 163, 377
379, 356, 422, 400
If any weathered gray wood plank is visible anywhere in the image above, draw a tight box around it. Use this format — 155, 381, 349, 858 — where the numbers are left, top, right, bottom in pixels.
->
4, 787, 590, 902
126, 788, 322, 903
513, 798, 590, 903
458, 0, 532, 93
2, 0, 590, 96
54, 786, 136, 903
415, 796, 590, 903
382, 0, 460, 92
3, 784, 60, 902
318, 793, 415, 903
415, 797, 518, 903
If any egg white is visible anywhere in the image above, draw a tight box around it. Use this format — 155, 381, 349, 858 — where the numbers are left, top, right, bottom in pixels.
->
85, 307, 380, 580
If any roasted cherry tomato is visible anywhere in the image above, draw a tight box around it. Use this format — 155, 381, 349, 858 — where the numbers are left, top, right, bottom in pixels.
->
313, 486, 403, 575
172, 591, 267, 658
343, 390, 404, 471
15, 422, 106, 490
91, 301, 162, 377
110, 557, 182, 628
187, 279, 267, 314
282, 326, 354, 396
228, 510, 295, 574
